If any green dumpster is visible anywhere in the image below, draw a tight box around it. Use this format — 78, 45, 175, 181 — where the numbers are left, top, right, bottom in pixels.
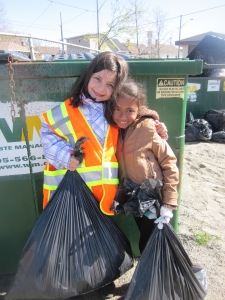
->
187, 64, 225, 118
0, 56, 203, 274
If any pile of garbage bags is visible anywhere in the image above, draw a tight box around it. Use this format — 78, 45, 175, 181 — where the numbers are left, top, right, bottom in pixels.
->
185, 109, 225, 143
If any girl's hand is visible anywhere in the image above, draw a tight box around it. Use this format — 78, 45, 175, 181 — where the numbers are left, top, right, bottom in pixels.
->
68, 155, 80, 171
155, 120, 168, 140
154, 206, 173, 229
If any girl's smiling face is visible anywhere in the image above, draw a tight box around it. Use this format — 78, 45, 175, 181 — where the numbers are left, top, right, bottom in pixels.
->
113, 95, 139, 129
87, 69, 116, 102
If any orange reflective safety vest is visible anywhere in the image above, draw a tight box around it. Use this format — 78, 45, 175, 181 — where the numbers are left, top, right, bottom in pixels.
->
42, 98, 119, 216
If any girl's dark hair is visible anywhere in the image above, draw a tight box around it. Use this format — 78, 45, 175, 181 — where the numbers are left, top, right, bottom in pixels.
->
106, 77, 147, 125
70, 51, 129, 107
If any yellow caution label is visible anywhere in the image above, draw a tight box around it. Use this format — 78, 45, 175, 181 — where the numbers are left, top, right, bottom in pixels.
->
156, 78, 185, 99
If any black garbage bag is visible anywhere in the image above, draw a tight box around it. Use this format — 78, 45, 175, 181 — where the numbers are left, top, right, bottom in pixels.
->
6, 139, 133, 300
193, 49, 215, 77
111, 179, 140, 215
211, 131, 225, 143
186, 112, 195, 124
185, 119, 212, 142
124, 223, 207, 300
111, 178, 163, 218
203, 109, 225, 132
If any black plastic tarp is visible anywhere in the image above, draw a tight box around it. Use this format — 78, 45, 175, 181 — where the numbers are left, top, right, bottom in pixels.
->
187, 35, 225, 63
187, 35, 225, 77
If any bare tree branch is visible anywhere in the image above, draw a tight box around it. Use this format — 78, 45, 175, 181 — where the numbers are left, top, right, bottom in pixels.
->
151, 7, 171, 57
0, 1, 10, 32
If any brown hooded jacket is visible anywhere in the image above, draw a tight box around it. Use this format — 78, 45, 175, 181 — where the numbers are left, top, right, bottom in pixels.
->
116, 106, 179, 209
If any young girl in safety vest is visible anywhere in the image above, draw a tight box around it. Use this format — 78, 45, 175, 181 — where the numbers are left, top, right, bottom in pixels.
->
41, 51, 129, 215
40, 52, 167, 299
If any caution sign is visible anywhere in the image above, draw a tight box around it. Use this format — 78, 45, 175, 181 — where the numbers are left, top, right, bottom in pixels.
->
156, 78, 185, 99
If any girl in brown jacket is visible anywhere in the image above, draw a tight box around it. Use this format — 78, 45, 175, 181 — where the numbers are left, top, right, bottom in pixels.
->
109, 78, 179, 254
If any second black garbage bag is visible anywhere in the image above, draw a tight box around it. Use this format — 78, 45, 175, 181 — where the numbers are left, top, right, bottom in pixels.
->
124, 223, 207, 300
6, 146, 133, 299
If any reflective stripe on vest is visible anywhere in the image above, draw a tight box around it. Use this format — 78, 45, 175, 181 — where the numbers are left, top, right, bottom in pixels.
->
42, 98, 119, 215
43, 162, 118, 190
46, 103, 77, 146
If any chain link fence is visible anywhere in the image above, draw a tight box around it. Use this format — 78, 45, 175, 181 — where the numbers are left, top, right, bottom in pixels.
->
0, 32, 100, 61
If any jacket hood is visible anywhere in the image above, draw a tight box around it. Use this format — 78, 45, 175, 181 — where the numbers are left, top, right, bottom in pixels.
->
136, 106, 159, 121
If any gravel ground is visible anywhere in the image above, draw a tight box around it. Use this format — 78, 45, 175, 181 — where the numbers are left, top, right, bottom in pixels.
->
1, 142, 224, 300
177, 142, 225, 300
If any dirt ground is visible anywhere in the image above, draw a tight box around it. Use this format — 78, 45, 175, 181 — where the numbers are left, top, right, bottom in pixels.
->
1, 141, 224, 300
177, 141, 225, 300
78, 141, 225, 300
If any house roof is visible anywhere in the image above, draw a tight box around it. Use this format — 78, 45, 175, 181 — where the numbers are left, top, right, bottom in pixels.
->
66, 34, 123, 52
175, 31, 225, 46
111, 39, 129, 52
160, 44, 178, 54
66, 33, 111, 41
0, 41, 30, 52
125, 43, 148, 54
66, 34, 96, 40
34, 46, 61, 55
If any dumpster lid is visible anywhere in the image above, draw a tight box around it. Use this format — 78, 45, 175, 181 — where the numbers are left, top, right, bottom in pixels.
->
0, 50, 31, 62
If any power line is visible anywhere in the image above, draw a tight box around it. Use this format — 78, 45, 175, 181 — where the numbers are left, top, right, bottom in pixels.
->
9, 20, 58, 29
47, 0, 96, 13
99, 0, 108, 11
47, 0, 111, 17
8, 0, 110, 35
62, 11, 88, 25
181, 4, 225, 17
136, 4, 225, 29
22, 2, 53, 32
9, 19, 97, 35
8, 2, 225, 38
8, 20, 92, 35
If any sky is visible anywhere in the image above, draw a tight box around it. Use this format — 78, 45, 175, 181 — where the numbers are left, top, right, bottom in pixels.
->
1, 0, 225, 45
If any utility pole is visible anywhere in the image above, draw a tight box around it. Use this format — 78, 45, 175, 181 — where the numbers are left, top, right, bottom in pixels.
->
135, 5, 139, 55
60, 12, 64, 52
178, 16, 193, 58
96, 0, 100, 50
178, 15, 182, 58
